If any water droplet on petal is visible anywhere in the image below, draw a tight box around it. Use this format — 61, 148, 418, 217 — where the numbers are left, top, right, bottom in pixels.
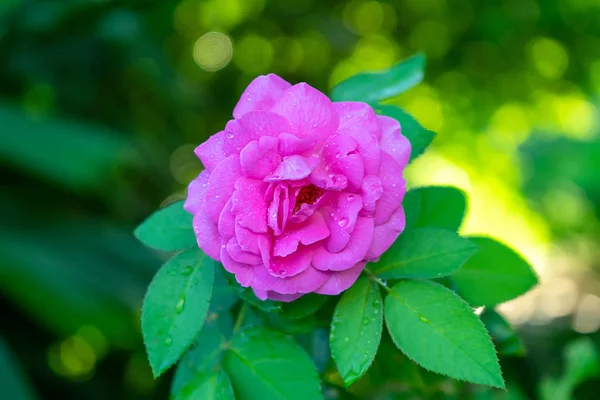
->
226, 132, 234, 139
279, 269, 287, 277
176, 297, 185, 313
338, 217, 348, 228
347, 195, 355, 202
346, 114, 351, 119
312, 123, 317, 128
335, 153, 341, 159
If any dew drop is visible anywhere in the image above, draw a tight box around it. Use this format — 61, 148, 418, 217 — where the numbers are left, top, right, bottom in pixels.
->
181, 265, 194, 276
246, 96, 252, 102
279, 269, 287, 277
346, 114, 351, 119
363, 317, 369, 326
176, 297, 185, 313
164, 336, 172, 346
347, 195, 355, 202
226, 132, 234, 139
392, 147, 397, 152
335, 153, 341, 159
344, 337, 350, 343
312, 123, 317, 128
419, 315, 430, 324
338, 217, 348, 228
373, 309, 379, 315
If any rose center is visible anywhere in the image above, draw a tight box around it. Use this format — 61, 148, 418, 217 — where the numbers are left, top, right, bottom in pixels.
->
294, 184, 324, 212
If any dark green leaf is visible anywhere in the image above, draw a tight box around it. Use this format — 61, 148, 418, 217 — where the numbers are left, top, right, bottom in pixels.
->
480, 309, 525, 357
330, 277, 383, 387
404, 186, 467, 231
451, 237, 538, 306
371, 228, 477, 279
0, 335, 39, 400
373, 104, 435, 161
171, 322, 230, 399
279, 293, 328, 320
331, 53, 425, 103
385, 280, 504, 388
134, 201, 196, 252
222, 270, 281, 313
141, 248, 215, 377
224, 326, 321, 400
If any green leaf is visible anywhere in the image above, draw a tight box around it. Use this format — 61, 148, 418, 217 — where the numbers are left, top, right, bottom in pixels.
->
141, 248, 215, 377
279, 293, 328, 321
171, 323, 234, 400
222, 270, 281, 313
404, 186, 467, 231
480, 309, 525, 357
331, 53, 425, 103
373, 104, 435, 161
371, 228, 477, 279
224, 326, 322, 400
0, 335, 39, 400
175, 370, 234, 400
450, 237, 538, 307
384, 280, 504, 388
134, 201, 196, 252
330, 277, 383, 387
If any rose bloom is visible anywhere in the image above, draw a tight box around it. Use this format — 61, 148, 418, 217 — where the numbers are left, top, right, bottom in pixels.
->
185, 74, 410, 302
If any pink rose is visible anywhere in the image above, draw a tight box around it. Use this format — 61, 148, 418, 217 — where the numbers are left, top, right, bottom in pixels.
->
184, 74, 410, 302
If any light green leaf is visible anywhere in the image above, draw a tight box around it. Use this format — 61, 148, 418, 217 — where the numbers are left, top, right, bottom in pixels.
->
0, 335, 39, 400
175, 370, 234, 400
170, 323, 227, 396
224, 326, 322, 400
330, 277, 383, 387
480, 309, 525, 357
134, 201, 196, 252
451, 237, 538, 306
385, 280, 504, 388
373, 103, 435, 161
141, 248, 215, 377
404, 186, 467, 231
279, 293, 328, 321
371, 228, 477, 279
331, 53, 425, 103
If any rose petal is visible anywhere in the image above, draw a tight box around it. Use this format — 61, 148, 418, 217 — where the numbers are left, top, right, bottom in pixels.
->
278, 132, 315, 156
322, 193, 363, 253
273, 212, 330, 257
378, 115, 411, 169
265, 292, 303, 302
266, 155, 314, 182
227, 238, 262, 265
194, 131, 228, 172
315, 261, 365, 295
218, 198, 235, 240
192, 212, 221, 261
184, 170, 209, 214
254, 263, 329, 294
271, 83, 338, 141
220, 246, 269, 290
232, 177, 269, 233
312, 217, 374, 271
374, 152, 406, 225
238, 110, 290, 139
267, 248, 312, 278
361, 175, 383, 214
332, 154, 364, 191
205, 156, 241, 223
321, 134, 358, 166
366, 206, 405, 260
240, 136, 281, 180
333, 102, 381, 175
233, 74, 292, 119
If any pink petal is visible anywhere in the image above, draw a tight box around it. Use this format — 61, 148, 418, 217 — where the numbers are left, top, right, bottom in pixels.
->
226, 238, 262, 265
233, 74, 292, 119
265, 292, 303, 302
374, 152, 406, 225
360, 175, 383, 214
312, 217, 374, 271
194, 131, 229, 172
220, 247, 269, 290
271, 83, 338, 140
273, 212, 330, 257
184, 170, 209, 215
253, 288, 269, 300
321, 134, 358, 166
315, 262, 366, 295
333, 102, 381, 175
254, 263, 330, 294
267, 183, 290, 235
332, 154, 364, 191
366, 206, 406, 260
240, 136, 281, 180
205, 156, 241, 224
266, 248, 313, 278
266, 155, 314, 182
231, 177, 269, 233
322, 193, 364, 253
192, 212, 221, 261
378, 115, 411, 169
308, 164, 348, 191
278, 133, 315, 156
218, 198, 235, 240
238, 110, 290, 139
235, 223, 269, 257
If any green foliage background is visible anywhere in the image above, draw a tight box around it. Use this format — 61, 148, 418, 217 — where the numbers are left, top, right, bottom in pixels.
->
2, 0, 600, 398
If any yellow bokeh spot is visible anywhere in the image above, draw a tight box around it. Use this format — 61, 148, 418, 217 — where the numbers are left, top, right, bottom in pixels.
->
343, 0, 386, 35
233, 34, 273, 75
193, 32, 233, 72
409, 20, 451, 59
48, 335, 97, 381
400, 85, 444, 132
528, 37, 569, 79
488, 103, 531, 147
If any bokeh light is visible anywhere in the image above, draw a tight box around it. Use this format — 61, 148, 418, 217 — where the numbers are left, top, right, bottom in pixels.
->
193, 31, 233, 72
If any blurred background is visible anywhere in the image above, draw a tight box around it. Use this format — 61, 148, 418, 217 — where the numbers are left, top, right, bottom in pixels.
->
1, 0, 600, 398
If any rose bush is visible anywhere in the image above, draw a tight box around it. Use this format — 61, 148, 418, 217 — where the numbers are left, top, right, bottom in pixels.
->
184, 74, 411, 301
